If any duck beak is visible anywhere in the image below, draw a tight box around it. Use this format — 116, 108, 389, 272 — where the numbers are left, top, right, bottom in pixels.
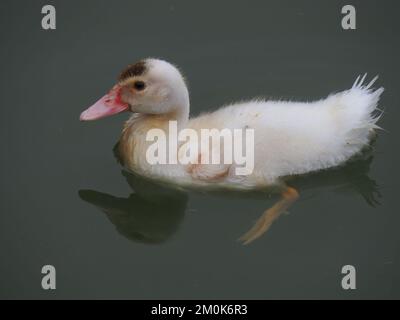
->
80, 85, 129, 121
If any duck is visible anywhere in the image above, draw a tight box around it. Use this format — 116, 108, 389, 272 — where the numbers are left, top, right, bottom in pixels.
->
80, 58, 384, 244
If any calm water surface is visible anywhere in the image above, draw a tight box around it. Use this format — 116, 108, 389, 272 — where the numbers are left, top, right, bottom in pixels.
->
1, 0, 399, 299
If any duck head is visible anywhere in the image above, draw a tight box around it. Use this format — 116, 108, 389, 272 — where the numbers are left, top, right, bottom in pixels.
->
80, 58, 189, 121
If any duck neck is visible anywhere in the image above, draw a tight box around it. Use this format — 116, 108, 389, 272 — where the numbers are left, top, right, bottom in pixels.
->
139, 102, 189, 129
168, 105, 190, 130
116, 103, 189, 168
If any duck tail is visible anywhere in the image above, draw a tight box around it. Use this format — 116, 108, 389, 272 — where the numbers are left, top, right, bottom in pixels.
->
329, 74, 384, 151
349, 74, 384, 130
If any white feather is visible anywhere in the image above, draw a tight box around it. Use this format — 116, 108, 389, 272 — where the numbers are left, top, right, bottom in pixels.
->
118, 59, 384, 189
184, 75, 384, 186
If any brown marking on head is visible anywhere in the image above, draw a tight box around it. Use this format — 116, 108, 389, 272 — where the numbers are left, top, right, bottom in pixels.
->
118, 60, 147, 82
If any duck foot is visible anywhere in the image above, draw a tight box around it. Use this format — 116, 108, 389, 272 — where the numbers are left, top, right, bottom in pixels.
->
239, 186, 299, 245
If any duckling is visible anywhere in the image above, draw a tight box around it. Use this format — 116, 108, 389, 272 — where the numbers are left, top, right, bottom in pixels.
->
80, 58, 384, 243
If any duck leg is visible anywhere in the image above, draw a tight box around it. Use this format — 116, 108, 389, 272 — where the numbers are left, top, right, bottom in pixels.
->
239, 186, 299, 245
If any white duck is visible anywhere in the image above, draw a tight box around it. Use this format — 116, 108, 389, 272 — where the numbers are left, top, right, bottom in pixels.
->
80, 58, 383, 243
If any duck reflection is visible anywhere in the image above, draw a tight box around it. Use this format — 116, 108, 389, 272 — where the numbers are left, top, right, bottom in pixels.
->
79, 145, 380, 245
79, 170, 187, 244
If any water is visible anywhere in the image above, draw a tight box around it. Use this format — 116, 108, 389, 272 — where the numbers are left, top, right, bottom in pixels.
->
1, 0, 399, 299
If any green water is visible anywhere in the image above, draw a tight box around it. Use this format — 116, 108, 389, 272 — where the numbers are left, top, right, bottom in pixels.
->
1, 0, 399, 299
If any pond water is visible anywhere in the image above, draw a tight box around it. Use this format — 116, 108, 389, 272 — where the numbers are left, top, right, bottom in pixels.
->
1, 0, 399, 299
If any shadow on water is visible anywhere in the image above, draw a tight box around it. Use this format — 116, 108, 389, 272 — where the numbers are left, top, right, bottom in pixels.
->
78, 143, 381, 245
79, 171, 188, 244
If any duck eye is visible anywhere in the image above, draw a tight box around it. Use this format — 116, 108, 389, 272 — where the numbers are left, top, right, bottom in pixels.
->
134, 81, 146, 91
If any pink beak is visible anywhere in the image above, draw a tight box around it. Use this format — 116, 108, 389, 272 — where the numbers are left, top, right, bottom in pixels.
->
80, 85, 129, 121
